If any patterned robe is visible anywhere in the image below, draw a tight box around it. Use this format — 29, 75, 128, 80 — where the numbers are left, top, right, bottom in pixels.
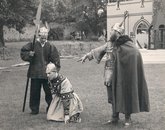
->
47, 75, 83, 122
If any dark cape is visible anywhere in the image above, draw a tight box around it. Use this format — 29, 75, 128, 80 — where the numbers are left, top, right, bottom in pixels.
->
111, 35, 150, 114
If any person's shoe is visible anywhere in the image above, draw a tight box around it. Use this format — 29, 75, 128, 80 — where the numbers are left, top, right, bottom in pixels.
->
69, 116, 81, 123
124, 122, 130, 126
75, 117, 81, 123
103, 118, 119, 125
124, 118, 131, 126
30, 111, 39, 115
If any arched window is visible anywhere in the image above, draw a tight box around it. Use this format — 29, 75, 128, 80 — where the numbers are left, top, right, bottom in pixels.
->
137, 22, 148, 34
159, 25, 165, 42
136, 21, 149, 48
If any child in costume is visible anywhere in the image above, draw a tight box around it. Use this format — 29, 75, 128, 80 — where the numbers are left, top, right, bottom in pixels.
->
46, 63, 83, 124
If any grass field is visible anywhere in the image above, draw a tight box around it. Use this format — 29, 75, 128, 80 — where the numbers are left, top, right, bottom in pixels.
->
0, 42, 165, 130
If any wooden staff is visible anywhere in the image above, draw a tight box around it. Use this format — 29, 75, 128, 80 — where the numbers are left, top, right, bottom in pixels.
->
22, 0, 42, 112
119, 10, 129, 27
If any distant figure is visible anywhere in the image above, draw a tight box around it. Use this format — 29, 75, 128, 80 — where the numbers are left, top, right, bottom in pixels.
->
46, 63, 83, 124
70, 31, 76, 41
81, 31, 86, 40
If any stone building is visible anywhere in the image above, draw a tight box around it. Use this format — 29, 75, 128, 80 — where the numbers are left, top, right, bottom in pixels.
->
107, 0, 165, 49
151, 0, 165, 49
107, 0, 152, 48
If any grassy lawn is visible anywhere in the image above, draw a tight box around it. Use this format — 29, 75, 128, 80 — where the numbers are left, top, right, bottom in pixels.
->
0, 42, 165, 130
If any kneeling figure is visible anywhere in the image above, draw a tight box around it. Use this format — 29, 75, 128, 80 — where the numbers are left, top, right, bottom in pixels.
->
46, 63, 83, 124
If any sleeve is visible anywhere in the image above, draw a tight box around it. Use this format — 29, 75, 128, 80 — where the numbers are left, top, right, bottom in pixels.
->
87, 43, 107, 64
62, 99, 70, 115
49, 44, 61, 72
20, 42, 33, 62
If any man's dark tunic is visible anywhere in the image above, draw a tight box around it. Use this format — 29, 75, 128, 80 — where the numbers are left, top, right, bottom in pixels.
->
20, 40, 60, 113
21, 41, 60, 78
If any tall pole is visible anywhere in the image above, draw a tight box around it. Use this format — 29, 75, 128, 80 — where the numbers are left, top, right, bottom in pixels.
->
22, 0, 42, 112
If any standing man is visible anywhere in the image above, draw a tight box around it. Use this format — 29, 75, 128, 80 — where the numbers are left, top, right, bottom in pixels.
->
78, 23, 150, 126
20, 26, 60, 115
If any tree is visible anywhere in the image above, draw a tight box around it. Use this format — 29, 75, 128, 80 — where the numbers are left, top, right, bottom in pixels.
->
87, 0, 107, 37
52, 0, 73, 24
40, 0, 69, 40
0, 0, 36, 47
70, 0, 107, 38
39, 0, 55, 22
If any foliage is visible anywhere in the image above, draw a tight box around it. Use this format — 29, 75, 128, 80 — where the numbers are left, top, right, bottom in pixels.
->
153, 0, 165, 16
0, 0, 36, 32
0, 0, 108, 46
41, 0, 74, 24
0, 0, 36, 47
48, 27, 64, 40
40, 0, 55, 22
43, 0, 108, 39
70, 0, 107, 37
56, 1, 66, 16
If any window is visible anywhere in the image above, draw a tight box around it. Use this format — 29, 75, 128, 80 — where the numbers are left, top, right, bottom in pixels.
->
137, 22, 148, 34
136, 22, 149, 48
159, 25, 165, 42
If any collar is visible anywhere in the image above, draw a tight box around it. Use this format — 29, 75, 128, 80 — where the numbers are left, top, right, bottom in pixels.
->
115, 35, 133, 46
40, 42, 46, 47
36, 38, 47, 47
51, 74, 65, 84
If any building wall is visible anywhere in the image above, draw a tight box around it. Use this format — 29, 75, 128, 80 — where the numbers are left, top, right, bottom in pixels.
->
152, 0, 165, 48
107, 0, 153, 48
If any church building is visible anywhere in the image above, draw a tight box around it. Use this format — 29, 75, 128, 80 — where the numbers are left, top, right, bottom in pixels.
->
107, 0, 165, 49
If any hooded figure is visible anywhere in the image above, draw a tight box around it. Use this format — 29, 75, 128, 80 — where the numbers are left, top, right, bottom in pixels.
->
78, 23, 150, 126
110, 23, 150, 125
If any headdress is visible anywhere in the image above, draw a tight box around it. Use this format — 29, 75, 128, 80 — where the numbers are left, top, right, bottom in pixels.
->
39, 26, 49, 36
38, 21, 50, 36
112, 23, 124, 34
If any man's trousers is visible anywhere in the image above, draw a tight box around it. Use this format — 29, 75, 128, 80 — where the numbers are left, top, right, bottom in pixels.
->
30, 79, 52, 113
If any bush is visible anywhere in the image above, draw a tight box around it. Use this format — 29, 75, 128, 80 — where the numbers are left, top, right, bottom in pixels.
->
48, 27, 64, 40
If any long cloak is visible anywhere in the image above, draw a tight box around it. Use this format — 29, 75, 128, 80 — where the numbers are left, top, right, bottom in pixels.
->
111, 36, 150, 114
88, 36, 150, 114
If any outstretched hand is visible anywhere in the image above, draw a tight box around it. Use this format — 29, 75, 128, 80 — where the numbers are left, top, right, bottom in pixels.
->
77, 55, 87, 63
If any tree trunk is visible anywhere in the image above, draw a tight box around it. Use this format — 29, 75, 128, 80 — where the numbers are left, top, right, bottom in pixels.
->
0, 24, 5, 47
